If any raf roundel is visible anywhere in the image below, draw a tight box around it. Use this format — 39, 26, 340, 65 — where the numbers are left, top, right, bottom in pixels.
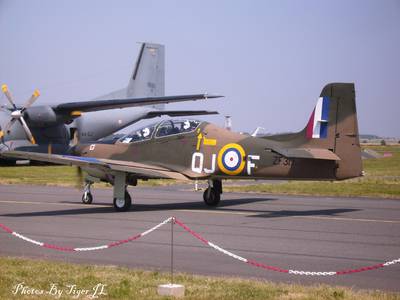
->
217, 143, 246, 175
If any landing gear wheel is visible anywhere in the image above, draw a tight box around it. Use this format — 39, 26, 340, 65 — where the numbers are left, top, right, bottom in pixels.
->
82, 192, 93, 204
113, 191, 132, 212
203, 187, 221, 206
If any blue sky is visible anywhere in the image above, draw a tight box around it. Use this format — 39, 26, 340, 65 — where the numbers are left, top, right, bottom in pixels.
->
0, 0, 399, 137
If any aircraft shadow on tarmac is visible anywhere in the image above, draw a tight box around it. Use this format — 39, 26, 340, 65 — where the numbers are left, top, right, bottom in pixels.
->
1, 197, 360, 218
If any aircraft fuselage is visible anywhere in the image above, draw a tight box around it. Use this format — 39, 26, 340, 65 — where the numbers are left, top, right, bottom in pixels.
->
77, 122, 340, 182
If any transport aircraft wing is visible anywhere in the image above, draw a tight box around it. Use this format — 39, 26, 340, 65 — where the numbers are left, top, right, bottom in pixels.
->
144, 110, 218, 118
54, 94, 222, 113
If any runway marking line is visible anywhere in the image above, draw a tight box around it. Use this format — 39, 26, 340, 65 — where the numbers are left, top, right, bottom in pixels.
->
0, 200, 109, 208
294, 215, 400, 224
174, 209, 400, 224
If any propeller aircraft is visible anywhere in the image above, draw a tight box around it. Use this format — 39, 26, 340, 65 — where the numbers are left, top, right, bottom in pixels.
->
0, 43, 219, 162
3, 83, 363, 212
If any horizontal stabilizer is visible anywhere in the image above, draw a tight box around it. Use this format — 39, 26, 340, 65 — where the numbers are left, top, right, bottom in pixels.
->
54, 94, 223, 113
275, 148, 341, 161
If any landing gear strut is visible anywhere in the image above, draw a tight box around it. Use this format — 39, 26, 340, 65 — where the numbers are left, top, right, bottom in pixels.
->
80, 172, 132, 212
82, 181, 93, 204
203, 179, 222, 206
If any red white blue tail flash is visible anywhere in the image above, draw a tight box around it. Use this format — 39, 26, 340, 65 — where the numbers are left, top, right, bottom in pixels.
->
306, 97, 330, 139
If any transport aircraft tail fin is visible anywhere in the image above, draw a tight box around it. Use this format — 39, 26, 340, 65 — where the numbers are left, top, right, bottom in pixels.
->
94, 42, 165, 106
126, 43, 165, 100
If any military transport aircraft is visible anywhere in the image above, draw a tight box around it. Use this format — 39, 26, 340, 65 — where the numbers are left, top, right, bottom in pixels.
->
3, 83, 363, 212
0, 43, 218, 162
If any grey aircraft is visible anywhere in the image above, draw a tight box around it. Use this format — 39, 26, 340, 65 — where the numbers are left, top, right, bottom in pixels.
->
0, 43, 219, 163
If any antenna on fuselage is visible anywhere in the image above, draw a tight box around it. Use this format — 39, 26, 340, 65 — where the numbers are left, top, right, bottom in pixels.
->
224, 115, 232, 131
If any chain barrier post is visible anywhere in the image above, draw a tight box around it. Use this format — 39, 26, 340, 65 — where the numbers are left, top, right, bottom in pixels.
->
157, 216, 185, 298
171, 216, 174, 285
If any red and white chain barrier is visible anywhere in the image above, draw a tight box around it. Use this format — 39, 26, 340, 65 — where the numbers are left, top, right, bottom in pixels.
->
1, 217, 399, 276
0, 217, 172, 252
173, 218, 400, 276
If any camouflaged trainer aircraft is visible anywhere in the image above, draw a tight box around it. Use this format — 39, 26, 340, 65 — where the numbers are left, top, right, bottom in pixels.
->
3, 83, 363, 211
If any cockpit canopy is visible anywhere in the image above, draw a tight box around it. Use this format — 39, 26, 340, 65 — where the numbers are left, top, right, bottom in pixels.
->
119, 119, 202, 144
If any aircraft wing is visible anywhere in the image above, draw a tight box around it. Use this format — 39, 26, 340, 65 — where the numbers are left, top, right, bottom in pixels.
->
54, 94, 222, 113
144, 110, 218, 118
2, 151, 189, 181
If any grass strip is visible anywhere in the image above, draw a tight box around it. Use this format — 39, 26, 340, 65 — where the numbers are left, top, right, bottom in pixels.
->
1, 256, 399, 300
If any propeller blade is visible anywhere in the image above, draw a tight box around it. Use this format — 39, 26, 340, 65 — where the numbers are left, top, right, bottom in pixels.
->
0, 126, 4, 141
1, 84, 17, 110
4, 118, 17, 133
0, 106, 10, 113
19, 116, 36, 144
21, 89, 40, 111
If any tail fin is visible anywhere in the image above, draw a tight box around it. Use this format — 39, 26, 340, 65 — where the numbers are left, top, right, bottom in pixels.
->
267, 83, 362, 179
127, 43, 165, 108
93, 42, 165, 102
308, 83, 362, 179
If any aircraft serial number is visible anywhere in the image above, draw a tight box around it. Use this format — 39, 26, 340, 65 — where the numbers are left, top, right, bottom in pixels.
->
273, 156, 293, 166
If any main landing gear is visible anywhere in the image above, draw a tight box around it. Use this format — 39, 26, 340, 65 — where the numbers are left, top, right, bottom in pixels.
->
112, 172, 131, 212
203, 179, 222, 207
113, 190, 132, 212
82, 181, 93, 204
81, 172, 132, 212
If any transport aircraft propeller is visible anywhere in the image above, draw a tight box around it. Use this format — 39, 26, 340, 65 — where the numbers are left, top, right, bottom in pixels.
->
1, 84, 40, 144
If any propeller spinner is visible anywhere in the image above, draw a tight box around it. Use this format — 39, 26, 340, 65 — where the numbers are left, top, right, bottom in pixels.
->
1, 84, 40, 144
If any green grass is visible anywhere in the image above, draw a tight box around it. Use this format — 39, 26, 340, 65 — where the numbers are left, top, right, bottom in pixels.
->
0, 146, 399, 198
225, 146, 400, 199
0, 165, 180, 188
0, 257, 398, 300
0, 165, 81, 187
362, 146, 400, 177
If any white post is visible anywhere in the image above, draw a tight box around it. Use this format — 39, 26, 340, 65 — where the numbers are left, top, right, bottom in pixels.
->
157, 217, 185, 298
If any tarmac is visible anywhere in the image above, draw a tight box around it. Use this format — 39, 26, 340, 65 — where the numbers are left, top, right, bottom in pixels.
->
0, 184, 399, 292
